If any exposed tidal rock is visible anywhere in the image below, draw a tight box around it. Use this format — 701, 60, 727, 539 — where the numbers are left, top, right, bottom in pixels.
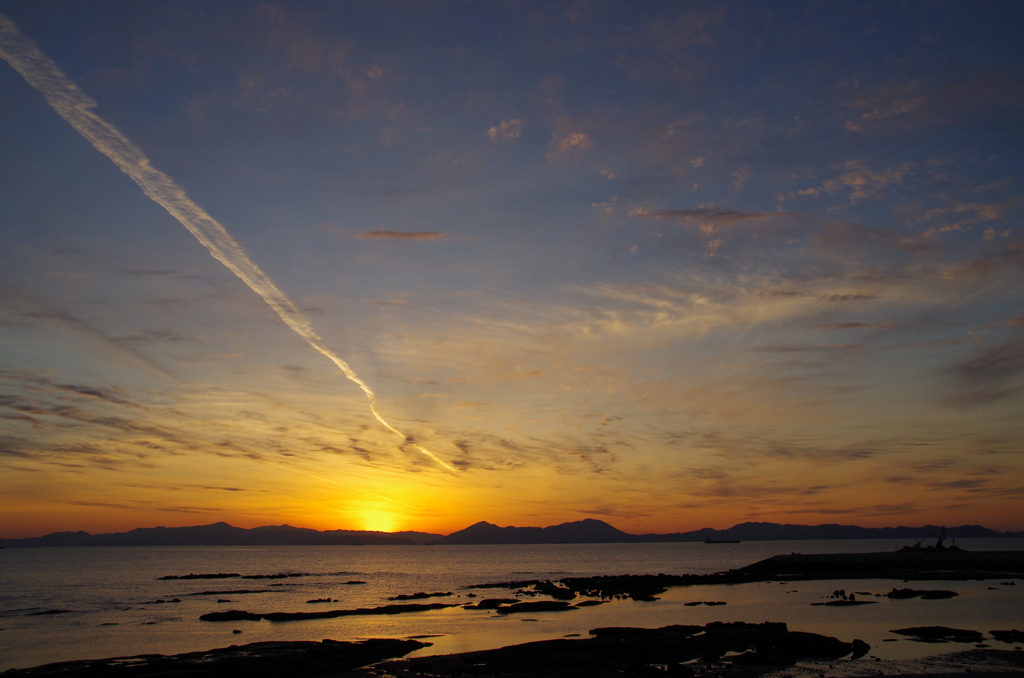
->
2, 638, 428, 677
989, 629, 1024, 642
200, 609, 263, 621
886, 587, 958, 599
159, 571, 316, 581
810, 600, 878, 606
387, 591, 452, 601
730, 551, 1024, 581
468, 553, 1024, 605
373, 621, 869, 678
200, 603, 457, 622
890, 626, 986, 642
186, 589, 278, 596
532, 580, 576, 600
470, 573, 685, 601
494, 600, 578, 614
466, 598, 520, 609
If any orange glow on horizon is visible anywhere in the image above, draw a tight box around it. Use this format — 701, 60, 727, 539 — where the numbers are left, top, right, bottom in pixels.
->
357, 509, 401, 533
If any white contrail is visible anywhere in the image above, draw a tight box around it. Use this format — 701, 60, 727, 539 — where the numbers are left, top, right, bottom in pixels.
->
0, 13, 457, 473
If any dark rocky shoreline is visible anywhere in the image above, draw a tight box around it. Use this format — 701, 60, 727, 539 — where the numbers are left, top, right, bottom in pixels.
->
7, 623, 1024, 678
1, 622, 870, 677
466, 551, 1024, 602
370, 621, 872, 678
199, 602, 457, 622
0, 639, 429, 677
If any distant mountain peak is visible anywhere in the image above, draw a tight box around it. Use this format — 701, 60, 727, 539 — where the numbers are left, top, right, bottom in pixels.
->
439, 517, 630, 545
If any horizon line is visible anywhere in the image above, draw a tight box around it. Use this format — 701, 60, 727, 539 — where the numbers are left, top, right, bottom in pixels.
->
2, 518, 1019, 542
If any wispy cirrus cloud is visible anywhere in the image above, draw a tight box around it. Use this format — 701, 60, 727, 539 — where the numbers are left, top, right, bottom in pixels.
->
0, 282, 176, 378
63, 500, 218, 513
355, 229, 444, 241
752, 343, 863, 353
942, 337, 1024, 407
629, 207, 797, 226
842, 73, 1024, 135
627, 206, 803, 256
788, 159, 918, 203
762, 502, 920, 517
817, 322, 894, 331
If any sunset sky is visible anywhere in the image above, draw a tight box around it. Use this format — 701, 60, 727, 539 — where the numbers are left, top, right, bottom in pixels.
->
1, 1, 1022, 539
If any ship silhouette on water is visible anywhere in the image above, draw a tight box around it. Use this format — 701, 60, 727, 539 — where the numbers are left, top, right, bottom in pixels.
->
898, 525, 963, 552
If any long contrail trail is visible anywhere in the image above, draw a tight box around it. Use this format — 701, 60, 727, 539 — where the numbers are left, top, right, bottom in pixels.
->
0, 13, 457, 473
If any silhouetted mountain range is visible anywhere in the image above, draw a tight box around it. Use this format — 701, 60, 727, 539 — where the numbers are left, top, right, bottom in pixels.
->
1, 519, 1018, 547
441, 518, 632, 544
0, 522, 440, 547
627, 521, 1020, 542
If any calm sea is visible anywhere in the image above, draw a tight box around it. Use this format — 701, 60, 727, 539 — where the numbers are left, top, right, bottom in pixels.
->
1, 539, 1022, 671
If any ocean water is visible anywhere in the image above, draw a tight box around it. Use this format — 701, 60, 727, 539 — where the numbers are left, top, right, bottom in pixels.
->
1, 539, 1022, 671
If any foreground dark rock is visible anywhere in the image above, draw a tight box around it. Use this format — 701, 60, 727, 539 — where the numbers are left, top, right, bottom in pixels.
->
200, 602, 456, 622
467, 573, 692, 600
886, 587, 958, 599
157, 571, 316, 581
158, 572, 240, 580
364, 622, 869, 678
470, 553, 1024, 602
494, 600, 578, 614
464, 597, 519, 609
8, 624, 1023, 678
2, 639, 428, 677
729, 551, 1024, 581
387, 591, 453, 601
990, 629, 1024, 643
890, 626, 987, 642
185, 589, 279, 596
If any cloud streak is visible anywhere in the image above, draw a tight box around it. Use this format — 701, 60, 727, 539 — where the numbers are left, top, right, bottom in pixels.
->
0, 279, 176, 378
0, 13, 456, 473
356, 229, 444, 241
630, 207, 798, 225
